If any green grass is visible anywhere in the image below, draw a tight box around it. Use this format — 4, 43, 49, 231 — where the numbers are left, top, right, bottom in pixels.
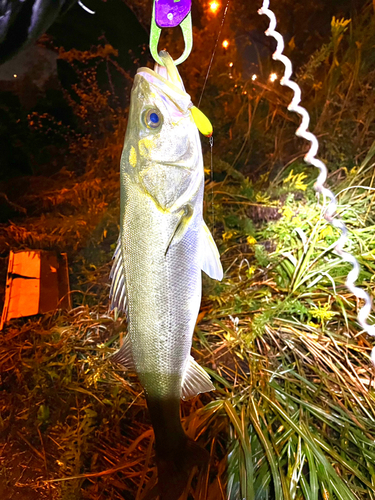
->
1, 142, 375, 499
1, 6, 375, 494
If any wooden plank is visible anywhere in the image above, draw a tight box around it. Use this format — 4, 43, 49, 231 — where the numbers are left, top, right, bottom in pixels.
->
0, 250, 71, 328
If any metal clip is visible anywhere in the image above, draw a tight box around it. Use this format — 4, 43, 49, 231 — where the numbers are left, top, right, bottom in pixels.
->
150, 0, 193, 66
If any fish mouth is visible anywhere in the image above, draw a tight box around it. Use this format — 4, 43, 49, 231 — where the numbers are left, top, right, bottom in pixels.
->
136, 51, 191, 108
156, 50, 185, 88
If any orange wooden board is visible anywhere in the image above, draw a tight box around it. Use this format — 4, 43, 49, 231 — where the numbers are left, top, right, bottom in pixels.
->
1, 250, 71, 328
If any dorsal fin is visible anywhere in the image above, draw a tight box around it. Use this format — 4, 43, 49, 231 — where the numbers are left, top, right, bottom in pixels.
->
181, 356, 215, 400
109, 238, 128, 315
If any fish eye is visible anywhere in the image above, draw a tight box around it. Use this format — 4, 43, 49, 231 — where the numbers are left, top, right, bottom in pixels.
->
143, 109, 162, 130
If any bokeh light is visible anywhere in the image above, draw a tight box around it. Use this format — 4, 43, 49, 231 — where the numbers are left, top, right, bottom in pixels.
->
222, 39, 229, 49
269, 72, 278, 82
209, 1, 220, 13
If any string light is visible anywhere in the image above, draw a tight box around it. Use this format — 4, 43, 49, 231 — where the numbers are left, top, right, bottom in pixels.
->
209, 1, 220, 13
13, 74, 17, 78
78, 0, 95, 14
229, 62, 233, 67
222, 39, 229, 48
269, 72, 278, 82
251, 74, 257, 81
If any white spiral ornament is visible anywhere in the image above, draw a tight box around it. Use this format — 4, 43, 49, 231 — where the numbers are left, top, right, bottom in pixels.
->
258, 0, 375, 365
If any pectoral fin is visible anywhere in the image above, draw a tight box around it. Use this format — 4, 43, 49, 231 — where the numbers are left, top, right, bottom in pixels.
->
181, 356, 215, 400
109, 238, 128, 315
111, 334, 135, 370
165, 204, 194, 255
200, 222, 223, 280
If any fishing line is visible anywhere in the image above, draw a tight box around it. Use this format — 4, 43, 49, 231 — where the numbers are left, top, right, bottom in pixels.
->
209, 135, 215, 231
199, 0, 230, 238
198, 0, 230, 108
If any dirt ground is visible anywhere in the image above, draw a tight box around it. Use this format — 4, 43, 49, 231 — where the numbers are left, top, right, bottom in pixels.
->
0, 439, 57, 500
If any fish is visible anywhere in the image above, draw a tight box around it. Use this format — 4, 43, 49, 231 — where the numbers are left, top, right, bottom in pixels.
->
0, 0, 76, 64
110, 50, 223, 500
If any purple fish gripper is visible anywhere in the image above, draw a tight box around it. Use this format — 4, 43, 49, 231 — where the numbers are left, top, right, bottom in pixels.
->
154, 0, 192, 28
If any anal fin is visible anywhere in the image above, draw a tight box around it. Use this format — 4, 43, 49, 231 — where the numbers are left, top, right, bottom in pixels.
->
181, 356, 215, 400
111, 334, 135, 370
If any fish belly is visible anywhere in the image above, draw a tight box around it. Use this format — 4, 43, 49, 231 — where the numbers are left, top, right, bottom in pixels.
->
121, 174, 202, 399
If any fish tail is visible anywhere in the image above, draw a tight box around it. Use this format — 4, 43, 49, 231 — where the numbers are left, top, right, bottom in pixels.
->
152, 437, 209, 500
143, 396, 209, 500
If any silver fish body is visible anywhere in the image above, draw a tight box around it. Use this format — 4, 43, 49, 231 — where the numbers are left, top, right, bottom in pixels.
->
120, 169, 203, 398
110, 51, 222, 499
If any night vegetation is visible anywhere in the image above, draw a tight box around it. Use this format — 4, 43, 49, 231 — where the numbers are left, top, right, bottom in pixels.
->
0, 1, 375, 499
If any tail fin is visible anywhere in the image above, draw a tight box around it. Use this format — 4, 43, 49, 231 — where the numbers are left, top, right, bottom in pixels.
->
142, 438, 209, 500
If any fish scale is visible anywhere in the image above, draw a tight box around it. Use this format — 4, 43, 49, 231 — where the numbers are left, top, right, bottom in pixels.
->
122, 177, 200, 393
